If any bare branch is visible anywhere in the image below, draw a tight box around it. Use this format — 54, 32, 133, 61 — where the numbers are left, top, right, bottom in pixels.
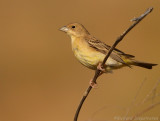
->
74, 7, 153, 121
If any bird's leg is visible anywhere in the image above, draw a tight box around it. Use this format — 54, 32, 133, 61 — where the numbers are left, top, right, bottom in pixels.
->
89, 79, 98, 88
89, 71, 104, 88
89, 63, 106, 88
97, 62, 106, 72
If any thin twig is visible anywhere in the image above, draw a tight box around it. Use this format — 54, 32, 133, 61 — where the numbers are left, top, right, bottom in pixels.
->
141, 80, 160, 104
126, 80, 160, 111
128, 101, 160, 121
125, 78, 147, 117
74, 7, 153, 121
125, 79, 160, 121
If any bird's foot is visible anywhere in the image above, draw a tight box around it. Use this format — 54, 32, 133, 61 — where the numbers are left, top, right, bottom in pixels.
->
97, 63, 106, 72
89, 79, 98, 88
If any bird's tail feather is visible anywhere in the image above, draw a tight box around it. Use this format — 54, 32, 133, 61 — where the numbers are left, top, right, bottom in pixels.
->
132, 61, 157, 69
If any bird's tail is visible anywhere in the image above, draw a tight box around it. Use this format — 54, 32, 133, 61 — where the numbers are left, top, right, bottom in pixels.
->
132, 60, 157, 69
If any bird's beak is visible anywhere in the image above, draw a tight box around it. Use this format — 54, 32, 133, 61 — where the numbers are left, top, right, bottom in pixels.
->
59, 26, 69, 32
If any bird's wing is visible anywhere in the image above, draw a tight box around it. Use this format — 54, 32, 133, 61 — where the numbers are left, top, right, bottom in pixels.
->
85, 36, 134, 64
102, 44, 135, 58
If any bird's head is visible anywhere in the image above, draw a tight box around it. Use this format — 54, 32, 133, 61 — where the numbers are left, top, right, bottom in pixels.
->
60, 23, 90, 37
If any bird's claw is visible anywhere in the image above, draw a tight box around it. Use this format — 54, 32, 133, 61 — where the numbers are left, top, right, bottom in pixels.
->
97, 63, 106, 72
89, 79, 98, 88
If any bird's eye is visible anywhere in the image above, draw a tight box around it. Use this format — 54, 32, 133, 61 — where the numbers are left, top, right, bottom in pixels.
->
72, 26, 76, 28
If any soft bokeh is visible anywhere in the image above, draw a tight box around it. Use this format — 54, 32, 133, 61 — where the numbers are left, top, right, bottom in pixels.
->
0, 0, 160, 121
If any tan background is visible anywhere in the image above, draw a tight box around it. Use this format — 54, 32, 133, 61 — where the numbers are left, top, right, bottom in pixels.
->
0, 0, 160, 121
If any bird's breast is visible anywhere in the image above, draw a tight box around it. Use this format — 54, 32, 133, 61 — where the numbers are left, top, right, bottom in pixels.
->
71, 37, 105, 69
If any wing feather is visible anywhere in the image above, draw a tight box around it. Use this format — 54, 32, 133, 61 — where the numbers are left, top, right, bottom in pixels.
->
85, 36, 134, 65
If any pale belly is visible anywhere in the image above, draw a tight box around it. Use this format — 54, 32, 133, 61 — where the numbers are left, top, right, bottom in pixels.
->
73, 47, 122, 70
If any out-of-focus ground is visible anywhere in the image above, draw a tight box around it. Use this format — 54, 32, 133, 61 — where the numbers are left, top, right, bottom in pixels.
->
0, 0, 160, 121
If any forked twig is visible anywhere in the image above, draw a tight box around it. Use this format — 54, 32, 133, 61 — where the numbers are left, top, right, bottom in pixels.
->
74, 7, 153, 121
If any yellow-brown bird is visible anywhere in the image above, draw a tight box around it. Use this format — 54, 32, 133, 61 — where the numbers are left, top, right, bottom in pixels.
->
60, 23, 157, 87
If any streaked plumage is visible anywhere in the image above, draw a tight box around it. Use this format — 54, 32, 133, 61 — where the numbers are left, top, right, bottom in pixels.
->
60, 23, 157, 72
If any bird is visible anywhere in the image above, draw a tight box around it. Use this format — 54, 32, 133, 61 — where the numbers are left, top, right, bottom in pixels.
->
60, 23, 157, 87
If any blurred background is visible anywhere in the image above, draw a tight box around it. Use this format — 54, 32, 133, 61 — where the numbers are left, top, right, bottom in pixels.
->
0, 0, 160, 121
